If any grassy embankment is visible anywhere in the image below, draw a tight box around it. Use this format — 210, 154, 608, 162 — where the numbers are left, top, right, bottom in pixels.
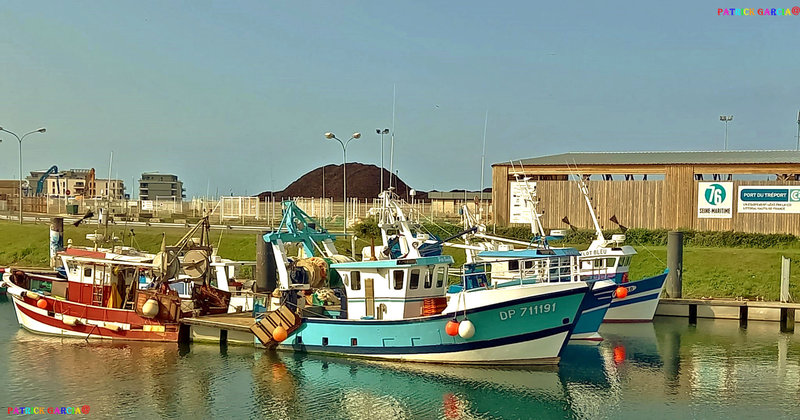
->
1, 220, 799, 301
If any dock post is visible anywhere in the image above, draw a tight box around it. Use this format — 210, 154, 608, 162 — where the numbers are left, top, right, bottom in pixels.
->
780, 256, 790, 303
666, 231, 683, 298
739, 306, 748, 328
49, 217, 64, 268
780, 308, 795, 332
255, 231, 268, 292
780, 257, 794, 332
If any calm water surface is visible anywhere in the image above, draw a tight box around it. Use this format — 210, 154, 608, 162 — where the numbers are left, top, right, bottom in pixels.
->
0, 296, 798, 419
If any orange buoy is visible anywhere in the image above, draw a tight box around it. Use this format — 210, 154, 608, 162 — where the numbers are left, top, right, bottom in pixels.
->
272, 325, 288, 342
445, 319, 460, 336
36, 299, 48, 309
615, 286, 628, 299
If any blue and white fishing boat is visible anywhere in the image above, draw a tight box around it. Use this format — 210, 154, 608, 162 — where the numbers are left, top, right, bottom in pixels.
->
460, 247, 618, 343
572, 178, 668, 322
256, 193, 590, 365
445, 175, 619, 343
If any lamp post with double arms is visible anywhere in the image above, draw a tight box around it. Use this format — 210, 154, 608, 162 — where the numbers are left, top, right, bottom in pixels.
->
0, 126, 47, 223
324, 132, 361, 234
719, 115, 733, 150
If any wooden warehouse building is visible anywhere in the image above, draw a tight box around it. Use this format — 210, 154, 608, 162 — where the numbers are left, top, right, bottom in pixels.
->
491, 150, 800, 235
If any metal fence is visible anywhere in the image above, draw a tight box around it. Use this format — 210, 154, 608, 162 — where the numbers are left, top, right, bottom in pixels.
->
1, 195, 493, 227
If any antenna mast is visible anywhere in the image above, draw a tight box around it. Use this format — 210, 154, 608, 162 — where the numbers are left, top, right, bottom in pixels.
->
479, 110, 488, 221
568, 162, 604, 241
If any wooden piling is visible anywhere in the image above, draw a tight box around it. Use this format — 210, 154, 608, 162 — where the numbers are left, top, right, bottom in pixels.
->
739, 306, 748, 328
780, 308, 795, 333
666, 231, 683, 298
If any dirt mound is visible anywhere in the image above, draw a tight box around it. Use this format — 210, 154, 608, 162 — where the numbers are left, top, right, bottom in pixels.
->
257, 163, 428, 201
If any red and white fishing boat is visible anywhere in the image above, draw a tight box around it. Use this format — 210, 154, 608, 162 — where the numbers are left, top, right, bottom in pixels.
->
1, 218, 230, 342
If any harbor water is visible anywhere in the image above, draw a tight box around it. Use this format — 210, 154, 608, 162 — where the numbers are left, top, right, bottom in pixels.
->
0, 296, 798, 419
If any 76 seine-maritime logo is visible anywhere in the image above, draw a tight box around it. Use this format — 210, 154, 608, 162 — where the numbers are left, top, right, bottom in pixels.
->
704, 184, 726, 206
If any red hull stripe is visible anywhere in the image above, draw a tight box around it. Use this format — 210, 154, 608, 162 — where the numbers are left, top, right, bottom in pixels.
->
15, 300, 179, 342
22, 295, 166, 327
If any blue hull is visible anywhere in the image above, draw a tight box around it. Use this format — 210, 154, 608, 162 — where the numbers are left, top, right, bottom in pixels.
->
277, 285, 589, 365
570, 281, 615, 340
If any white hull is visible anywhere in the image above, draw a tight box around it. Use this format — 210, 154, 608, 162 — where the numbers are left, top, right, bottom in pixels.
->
605, 289, 661, 322
11, 297, 115, 340
444, 282, 587, 314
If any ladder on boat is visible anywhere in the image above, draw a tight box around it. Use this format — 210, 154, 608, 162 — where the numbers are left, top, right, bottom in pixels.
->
91, 265, 105, 306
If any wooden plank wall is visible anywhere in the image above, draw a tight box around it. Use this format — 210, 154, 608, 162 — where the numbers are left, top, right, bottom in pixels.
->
492, 166, 510, 225
535, 180, 664, 231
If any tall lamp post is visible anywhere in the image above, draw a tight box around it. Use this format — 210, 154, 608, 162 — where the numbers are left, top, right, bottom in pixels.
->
324, 131, 361, 234
376, 128, 389, 192
0, 126, 47, 223
795, 110, 799, 151
719, 115, 733, 150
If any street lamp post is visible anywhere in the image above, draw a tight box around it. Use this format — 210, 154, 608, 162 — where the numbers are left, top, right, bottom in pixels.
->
0, 126, 47, 223
324, 131, 361, 234
376, 128, 389, 192
719, 115, 733, 150
795, 110, 799, 151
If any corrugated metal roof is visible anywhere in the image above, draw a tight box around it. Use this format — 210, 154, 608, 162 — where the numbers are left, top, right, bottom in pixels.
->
496, 150, 800, 166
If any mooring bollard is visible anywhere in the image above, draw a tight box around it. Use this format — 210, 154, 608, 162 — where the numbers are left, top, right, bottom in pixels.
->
49, 217, 64, 268
666, 231, 683, 298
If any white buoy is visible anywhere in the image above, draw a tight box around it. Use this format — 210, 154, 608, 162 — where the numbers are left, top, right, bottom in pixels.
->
142, 298, 160, 318
458, 319, 475, 339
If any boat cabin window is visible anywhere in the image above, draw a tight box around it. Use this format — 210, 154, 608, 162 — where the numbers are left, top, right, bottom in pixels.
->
619, 256, 631, 267
342, 273, 350, 287
508, 260, 519, 271
435, 267, 445, 288
424, 269, 432, 289
410, 269, 420, 289
605, 258, 617, 268
84, 267, 93, 278
393, 270, 404, 290
351, 271, 361, 291
523, 260, 534, 270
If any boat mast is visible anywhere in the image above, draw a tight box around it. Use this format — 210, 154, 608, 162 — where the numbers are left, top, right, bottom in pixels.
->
569, 163, 604, 242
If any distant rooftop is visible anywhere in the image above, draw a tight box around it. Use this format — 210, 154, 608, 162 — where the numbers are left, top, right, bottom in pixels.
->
428, 191, 492, 200
496, 150, 800, 167
141, 172, 178, 177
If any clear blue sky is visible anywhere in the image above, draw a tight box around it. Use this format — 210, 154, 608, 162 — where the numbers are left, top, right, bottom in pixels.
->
1, 1, 798, 197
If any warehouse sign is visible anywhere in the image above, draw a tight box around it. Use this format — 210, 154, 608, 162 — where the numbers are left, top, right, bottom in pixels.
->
509, 180, 537, 224
738, 186, 800, 213
697, 182, 733, 218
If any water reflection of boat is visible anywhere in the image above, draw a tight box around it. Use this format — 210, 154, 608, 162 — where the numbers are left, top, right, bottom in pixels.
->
253, 353, 578, 419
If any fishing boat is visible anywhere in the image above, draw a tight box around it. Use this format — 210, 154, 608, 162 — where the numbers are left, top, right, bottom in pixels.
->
1, 218, 231, 341
252, 193, 590, 365
445, 178, 620, 343
571, 176, 668, 322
